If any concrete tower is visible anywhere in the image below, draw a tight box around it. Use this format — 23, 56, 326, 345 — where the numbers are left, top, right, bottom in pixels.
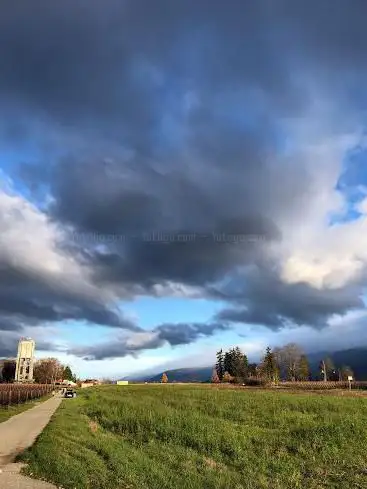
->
15, 337, 35, 382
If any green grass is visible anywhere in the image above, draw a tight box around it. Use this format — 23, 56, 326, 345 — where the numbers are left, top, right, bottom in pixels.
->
0, 394, 52, 423
22, 385, 367, 489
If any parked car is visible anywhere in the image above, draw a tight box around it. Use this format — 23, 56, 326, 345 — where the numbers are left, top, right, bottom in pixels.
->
64, 389, 77, 398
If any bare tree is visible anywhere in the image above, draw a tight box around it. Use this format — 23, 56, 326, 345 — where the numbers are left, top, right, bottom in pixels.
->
320, 357, 337, 381
34, 358, 64, 384
211, 368, 220, 383
340, 365, 354, 381
274, 343, 304, 381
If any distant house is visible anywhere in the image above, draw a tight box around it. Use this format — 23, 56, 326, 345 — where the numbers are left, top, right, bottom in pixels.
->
79, 379, 101, 388
60, 379, 77, 387
116, 380, 128, 385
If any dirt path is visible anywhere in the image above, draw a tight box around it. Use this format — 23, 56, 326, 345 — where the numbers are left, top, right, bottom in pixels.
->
0, 395, 62, 488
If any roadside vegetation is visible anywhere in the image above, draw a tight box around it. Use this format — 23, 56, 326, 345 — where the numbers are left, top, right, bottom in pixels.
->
22, 384, 367, 489
0, 393, 53, 423
214, 343, 356, 386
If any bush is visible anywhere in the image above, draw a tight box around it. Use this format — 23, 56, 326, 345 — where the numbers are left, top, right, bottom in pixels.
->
222, 371, 233, 383
244, 378, 269, 387
229, 376, 242, 384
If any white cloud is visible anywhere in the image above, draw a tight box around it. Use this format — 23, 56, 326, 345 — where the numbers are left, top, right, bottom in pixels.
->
275, 126, 367, 289
35, 350, 169, 380
0, 184, 119, 304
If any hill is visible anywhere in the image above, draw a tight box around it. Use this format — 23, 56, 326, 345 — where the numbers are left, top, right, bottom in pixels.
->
307, 348, 367, 379
148, 367, 212, 383
124, 347, 367, 383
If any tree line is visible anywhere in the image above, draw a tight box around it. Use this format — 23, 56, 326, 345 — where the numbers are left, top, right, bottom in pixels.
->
213, 343, 355, 384
0, 357, 77, 384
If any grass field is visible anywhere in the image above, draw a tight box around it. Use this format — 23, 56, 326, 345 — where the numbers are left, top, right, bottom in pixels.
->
22, 385, 367, 489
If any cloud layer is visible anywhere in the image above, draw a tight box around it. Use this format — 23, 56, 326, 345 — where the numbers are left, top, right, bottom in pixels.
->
1, 1, 367, 362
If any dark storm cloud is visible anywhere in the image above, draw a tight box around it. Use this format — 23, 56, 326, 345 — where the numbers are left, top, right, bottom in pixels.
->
0, 262, 141, 337
0, 338, 17, 358
0, 332, 62, 358
0, 1, 291, 135
0, 0, 367, 353
1, 0, 366, 136
70, 322, 227, 360
156, 322, 227, 346
0, 319, 24, 332
214, 265, 364, 329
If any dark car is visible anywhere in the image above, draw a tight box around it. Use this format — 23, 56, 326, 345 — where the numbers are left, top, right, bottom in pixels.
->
64, 389, 77, 398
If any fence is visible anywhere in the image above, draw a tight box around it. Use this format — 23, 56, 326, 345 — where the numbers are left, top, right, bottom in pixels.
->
0, 384, 54, 406
275, 381, 367, 390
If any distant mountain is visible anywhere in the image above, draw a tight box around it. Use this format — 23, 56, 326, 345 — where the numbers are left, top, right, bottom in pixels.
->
307, 348, 367, 380
149, 367, 213, 383
122, 347, 367, 383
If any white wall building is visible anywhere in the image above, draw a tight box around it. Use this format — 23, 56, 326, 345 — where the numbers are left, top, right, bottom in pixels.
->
15, 338, 35, 382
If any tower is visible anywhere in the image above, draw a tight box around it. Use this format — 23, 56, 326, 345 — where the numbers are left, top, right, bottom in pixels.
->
15, 337, 35, 382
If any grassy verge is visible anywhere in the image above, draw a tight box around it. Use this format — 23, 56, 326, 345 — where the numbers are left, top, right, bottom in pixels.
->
0, 394, 52, 423
22, 385, 367, 489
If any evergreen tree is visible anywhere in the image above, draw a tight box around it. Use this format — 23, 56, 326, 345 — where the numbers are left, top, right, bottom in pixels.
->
242, 352, 249, 379
232, 347, 248, 382
224, 349, 234, 376
211, 367, 220, 383
216, 349, 225, 381
63, 365, 74, 381
248, 363, 258, 378
1, 360, 16, 383
261, 346, 278, 382
298, 355, 310, 380
219, 347, 250, 383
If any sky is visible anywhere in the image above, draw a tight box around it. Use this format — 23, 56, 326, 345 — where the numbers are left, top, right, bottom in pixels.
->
2, 1, 367, 379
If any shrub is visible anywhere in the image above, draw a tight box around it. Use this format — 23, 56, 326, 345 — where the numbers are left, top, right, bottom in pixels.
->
222, 371, 233, 383
244, 378, 269, 387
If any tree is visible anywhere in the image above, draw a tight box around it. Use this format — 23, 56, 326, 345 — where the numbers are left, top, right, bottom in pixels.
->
216, 349, 225, 381
161, 372, 168, 383
1, 360, 16, 382
63, 365, 74, 381
220, 347, 249, 383
274, 343, 304, 381
233, 346, 249, 381
340, 365, 354, 381
34, 358, 64, 384
320, 357, 337, 381
298, 355, 310, 381
248, 363, 258, 378
319, 360, 327, 381
224, 349, 235, 377
211, 368, 220, 383
325, 357, 338, 381
227, 347, 248, 383
260, 347, 278, 382
222, 371, 233, 383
